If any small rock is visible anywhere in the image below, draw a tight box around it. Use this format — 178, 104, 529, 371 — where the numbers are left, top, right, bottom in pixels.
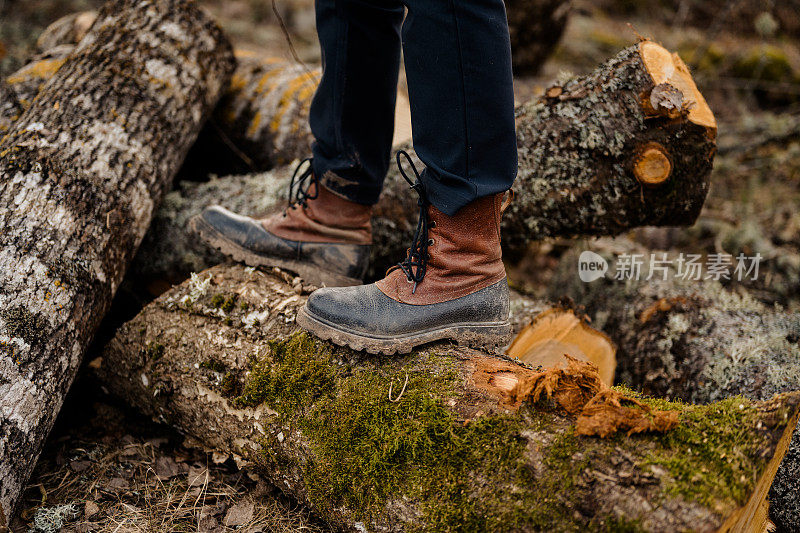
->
155, 456, 180, 480
84, 501, 100, 518
223, 502, 254, 527
70, 459, 92, 473
188, 465, 209, 487
198, 514, 220, 533
106, 477, 129, 491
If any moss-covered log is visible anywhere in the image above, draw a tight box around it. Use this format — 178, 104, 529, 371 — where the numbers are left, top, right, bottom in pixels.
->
506, 0, 570, 74
547, 239, 800, 530
130, 41, 717, 284
0, 0, 235, 525
96, 263, 799, 532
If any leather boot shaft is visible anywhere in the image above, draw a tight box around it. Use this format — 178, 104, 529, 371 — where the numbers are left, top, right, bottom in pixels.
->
376, 193, 506, 305
265, 183, 373, 245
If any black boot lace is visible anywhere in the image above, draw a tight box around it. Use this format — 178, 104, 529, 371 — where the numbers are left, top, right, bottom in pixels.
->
284, 158, 318, 214
388, 150, 432, 294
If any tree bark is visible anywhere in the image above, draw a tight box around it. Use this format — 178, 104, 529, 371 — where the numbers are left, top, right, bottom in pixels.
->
0, 81, 20, 135
130, 41, 717, 284
2, 12, 411, 176
96, 263, 799, 532
546, 238, 800, 530
506, 0, 571, 74
0, 0, 235, 525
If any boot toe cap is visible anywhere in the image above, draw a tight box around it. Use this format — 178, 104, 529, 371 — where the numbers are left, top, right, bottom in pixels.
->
305, 285, 385, 332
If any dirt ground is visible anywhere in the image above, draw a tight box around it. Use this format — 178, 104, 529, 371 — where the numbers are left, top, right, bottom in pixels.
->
2, 0, 799, 531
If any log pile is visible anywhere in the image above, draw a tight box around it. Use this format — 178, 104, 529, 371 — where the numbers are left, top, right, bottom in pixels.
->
0, 0, 235, 524
130, 40, 717, 283
5, 2, 800, 531
97, 264, 800, 532
547, 239, 800, 530
2, 12, 413, 177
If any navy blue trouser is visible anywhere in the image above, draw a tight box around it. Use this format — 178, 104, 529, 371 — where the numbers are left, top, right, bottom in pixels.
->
309, 0, 518, 216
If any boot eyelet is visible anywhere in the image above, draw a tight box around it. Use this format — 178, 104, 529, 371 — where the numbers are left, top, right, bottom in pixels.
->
428, 238, 435, 246
429, 221, 437, 228
406, 276, 414, 284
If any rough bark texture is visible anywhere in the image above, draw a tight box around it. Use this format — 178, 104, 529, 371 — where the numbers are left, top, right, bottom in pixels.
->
506, 0, 571, 74
130, 41, 716, 284
97, 264, 799, 532
547, 238, 800, 530
0, 0, 235, 524
211, 51, 319, 170
0, 81, 20, 135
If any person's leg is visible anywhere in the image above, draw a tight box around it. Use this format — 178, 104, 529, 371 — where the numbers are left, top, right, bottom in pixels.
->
402, 0, 517, 215
297, 0, 518, 354
192, 0, 404, 287
310, 0, 404, 204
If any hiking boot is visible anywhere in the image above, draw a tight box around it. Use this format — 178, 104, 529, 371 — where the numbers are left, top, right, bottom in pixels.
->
190, 159, 372, 287
297, 151, 512, 354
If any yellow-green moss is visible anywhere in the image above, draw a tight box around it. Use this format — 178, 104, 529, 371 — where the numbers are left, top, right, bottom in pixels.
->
210, 293, 237, 313
233, 333, 336, 413
233, 336, 775, 531
614, 387, 768, 507
732, 45, 797, 83
143, 341, 165, 360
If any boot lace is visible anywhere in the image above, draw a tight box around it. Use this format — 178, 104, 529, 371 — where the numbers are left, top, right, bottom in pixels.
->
284, 158, 318, 214
388, 150, 431, 294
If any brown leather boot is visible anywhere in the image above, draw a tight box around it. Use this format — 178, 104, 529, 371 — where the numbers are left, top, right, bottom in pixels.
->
190, 159, 372, 287
297, 152, 511, 354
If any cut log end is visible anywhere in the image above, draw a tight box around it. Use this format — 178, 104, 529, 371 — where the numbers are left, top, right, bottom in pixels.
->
639, 40, 717, 134
633, 142, 672, 186
506, 308, 617, 386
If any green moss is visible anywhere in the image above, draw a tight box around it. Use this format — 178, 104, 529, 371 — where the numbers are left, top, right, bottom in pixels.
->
732, 45, 797, 83
220, 372, 237, 397
234, 337, 772, 530
200, 358, 226, 373
210, 293, 238, 312
618, 389, 767, 506
142, 342, 164, 360
233, 333, 336, 413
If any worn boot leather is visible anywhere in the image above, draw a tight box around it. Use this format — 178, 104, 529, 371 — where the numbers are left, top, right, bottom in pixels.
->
190, 160, 372, 287
297, 151, 511, 354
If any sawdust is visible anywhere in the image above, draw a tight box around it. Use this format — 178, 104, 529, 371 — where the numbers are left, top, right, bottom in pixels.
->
472, 354, 679, 438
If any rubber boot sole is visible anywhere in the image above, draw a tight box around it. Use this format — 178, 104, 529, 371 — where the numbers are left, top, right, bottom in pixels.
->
297, 304, 512, 355
190, 215, 362, 288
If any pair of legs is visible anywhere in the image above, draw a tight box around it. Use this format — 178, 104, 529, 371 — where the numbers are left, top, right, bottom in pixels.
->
193, 0, 518, 353
310, 0, 517, 215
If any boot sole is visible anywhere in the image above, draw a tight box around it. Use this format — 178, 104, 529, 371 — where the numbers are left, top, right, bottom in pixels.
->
297, 305, 512, 355
189, 215, 363, 288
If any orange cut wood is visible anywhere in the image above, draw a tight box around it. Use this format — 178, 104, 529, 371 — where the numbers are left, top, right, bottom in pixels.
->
506, 308, 616, 386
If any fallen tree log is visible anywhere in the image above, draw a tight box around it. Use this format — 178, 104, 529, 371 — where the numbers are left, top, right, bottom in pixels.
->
130, 40, 717, 284
3, 11, 412, 174
547, 238, 800, 530
507, 0, 571, 74
97, 263, 799, 532
0, 0, 235, 525
0, 81, 20, 135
